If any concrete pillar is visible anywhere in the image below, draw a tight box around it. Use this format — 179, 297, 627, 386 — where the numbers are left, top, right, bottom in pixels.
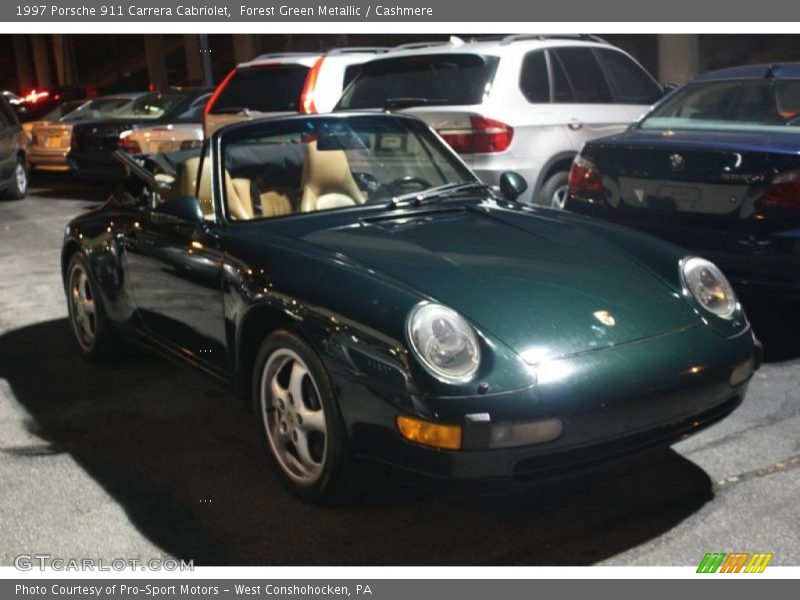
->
183, 34, 203, 83
31, 34, 53, 89
658, 34, 699, 85
12, 36, 34, 92
52, 34, 77, 86
144, 34, 169, 91
232, 35, 260, 65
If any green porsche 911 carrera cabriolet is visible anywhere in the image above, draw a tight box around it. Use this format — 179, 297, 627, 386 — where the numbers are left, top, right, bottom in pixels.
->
62, 113, 761, 502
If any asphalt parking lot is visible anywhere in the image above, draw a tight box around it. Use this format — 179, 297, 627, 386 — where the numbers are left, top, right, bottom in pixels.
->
1, 175, 799, 566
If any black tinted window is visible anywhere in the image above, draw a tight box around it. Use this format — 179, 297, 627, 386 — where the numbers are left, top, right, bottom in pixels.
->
343, 64, 363, 89
211, 65, 310, 114
337, 54, 500, 109
552, 48, 612, 103
596, 49, 661, 104
550, 53, 574, 102
520, 51, 550, 103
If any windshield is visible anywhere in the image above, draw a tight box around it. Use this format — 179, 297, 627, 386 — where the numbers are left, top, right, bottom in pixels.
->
337, 54, 500, 109
113, 93, 186, 120
210, 65, 310, 114
41, 100, 86, 122
63, 97, 135, 122
640, 79, 800, 132
220, 115, 476, 221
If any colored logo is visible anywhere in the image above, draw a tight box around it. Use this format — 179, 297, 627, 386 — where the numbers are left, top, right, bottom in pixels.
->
697, 552, 773, 573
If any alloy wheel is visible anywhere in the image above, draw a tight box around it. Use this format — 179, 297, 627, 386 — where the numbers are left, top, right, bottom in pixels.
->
68, 265, 96, 351
15, 162, 27, 196
551, 184, 568, 209
260, 348, 328, 484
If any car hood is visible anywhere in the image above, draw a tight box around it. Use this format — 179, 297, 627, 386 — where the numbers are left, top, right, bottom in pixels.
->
302, 203, 697, 362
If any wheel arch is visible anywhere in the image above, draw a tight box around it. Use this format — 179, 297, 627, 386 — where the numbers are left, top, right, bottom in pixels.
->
533, 151, 578, 198
234, 303, 311, 400
61, 239, 82, 287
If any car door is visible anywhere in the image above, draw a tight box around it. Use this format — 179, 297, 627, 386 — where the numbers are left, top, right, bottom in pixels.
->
0, 100, 13, 182
123, 155, 228, 372
548, 47, 638, 150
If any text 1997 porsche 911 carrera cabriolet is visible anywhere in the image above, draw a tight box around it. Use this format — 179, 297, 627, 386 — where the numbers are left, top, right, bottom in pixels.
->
62, 113, 762, 502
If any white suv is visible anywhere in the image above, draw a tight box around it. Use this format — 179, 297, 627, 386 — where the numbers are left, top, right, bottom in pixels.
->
204, 47, 387, 136
336, 35, 663, 206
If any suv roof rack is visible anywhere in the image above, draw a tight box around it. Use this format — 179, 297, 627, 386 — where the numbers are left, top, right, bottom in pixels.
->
499, 34, 608, 46
249, 52, 319, 62
391, 36, 465, 51
326, 47, 389, 55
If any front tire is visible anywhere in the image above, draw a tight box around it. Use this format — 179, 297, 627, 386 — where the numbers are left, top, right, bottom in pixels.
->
5, 157, 28, 200
252, 330, 355, 503
66, 253, 119, 362
538, 171, 569, 209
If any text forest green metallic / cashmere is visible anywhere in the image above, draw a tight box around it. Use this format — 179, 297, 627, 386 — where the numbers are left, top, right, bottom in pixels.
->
61, 113, 762, 502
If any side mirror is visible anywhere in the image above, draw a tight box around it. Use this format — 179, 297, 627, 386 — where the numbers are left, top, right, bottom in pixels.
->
499, 171, 528, 201
152, 196, 204, 226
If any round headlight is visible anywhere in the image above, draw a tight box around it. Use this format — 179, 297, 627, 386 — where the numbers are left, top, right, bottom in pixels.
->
681, 257, 737, 319
407, 302, 481, 382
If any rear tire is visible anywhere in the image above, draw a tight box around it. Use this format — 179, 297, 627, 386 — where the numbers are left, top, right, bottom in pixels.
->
66, 253, 119, 362
5, 157, 28, 200
538, 171, 569, 209
252, 330, 356, 504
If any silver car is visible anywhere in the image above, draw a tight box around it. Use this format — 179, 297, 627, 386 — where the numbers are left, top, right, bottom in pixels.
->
337, 34, 663, 206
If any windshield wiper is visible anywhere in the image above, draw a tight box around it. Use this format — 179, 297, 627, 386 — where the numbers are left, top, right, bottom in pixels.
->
392, 182, 493, 206
383, 97, 448, 110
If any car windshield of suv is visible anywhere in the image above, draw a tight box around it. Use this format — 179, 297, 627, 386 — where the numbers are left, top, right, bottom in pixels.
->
640, 79, 800, 132
210, 65, 311, 114
63, 97, 134, 122
221, 115, 476, 221
337, 54, 500, 109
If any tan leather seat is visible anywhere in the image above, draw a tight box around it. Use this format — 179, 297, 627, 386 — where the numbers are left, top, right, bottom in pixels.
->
226, 175, 293, 220
300, 140, 365, 213
179, 156, 214, 219
181, 157, 294, 221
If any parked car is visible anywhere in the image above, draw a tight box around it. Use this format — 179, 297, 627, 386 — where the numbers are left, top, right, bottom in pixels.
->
0, 94, 28, 199
28, 94, 144, 173
70, 87, 211, 180
204, 48, 387, 135
118, 93, 210, 155
565, 63, 800, 301
62, 113, 760, 502
22, 98, 85, 140
12, 84, 104, 123
336, 34, 663, 205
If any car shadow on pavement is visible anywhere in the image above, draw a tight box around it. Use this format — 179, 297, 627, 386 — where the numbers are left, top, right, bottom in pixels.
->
0, 319, 715, 566
28, 172, 112, 203
742, 297, 800, 363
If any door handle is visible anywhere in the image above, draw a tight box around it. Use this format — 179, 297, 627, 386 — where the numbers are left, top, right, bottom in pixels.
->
568, 119, 583, 131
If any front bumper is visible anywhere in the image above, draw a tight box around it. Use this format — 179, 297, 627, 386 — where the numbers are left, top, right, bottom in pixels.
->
341, 322, 761, 481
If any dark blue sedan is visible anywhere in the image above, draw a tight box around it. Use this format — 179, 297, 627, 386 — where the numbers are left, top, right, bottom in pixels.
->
565, 63, 800, 301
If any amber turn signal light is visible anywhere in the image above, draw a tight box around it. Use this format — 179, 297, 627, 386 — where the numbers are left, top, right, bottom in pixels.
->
396, 415, 462, 450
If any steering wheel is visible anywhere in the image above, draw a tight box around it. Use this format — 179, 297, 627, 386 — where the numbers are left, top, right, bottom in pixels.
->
383, 175, 432, 194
